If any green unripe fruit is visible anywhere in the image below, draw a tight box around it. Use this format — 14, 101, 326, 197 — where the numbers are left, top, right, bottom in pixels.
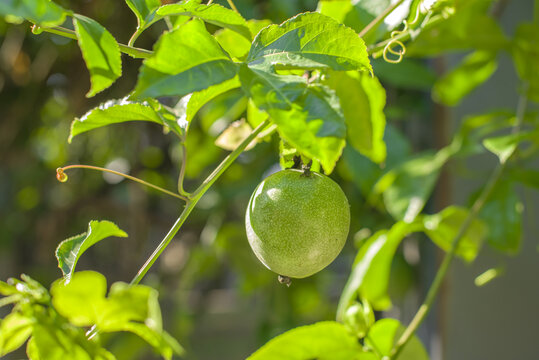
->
245, 169, 350, 278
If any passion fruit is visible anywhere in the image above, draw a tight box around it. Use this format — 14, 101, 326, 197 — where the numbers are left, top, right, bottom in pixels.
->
245, 169, 350, 278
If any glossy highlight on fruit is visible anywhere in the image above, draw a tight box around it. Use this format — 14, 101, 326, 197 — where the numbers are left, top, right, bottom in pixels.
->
245, 169, 350, 278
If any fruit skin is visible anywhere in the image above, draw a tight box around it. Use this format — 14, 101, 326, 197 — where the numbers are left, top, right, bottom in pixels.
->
245, 169, 350, 278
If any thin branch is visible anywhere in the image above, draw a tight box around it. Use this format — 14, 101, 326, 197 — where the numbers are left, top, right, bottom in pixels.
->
37, 25, 153, 59
359, 0, 406, 38
57, 165, 188, 201
130, 118, 271, 285
177, 143, 189, 197
389, 85, 529, 359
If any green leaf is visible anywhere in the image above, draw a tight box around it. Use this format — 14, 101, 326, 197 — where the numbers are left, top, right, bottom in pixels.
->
317, 0, 353, 24
131, 19, 238, 99
215, 120, 258, 151
433, 51, 497, 106
0, 0, 69, 27
247, 12, 371, 73
70, 98, 184, 142
423, 206, 487, 262
365, 319, 429, 360
184, 75, 241, 129
509, 168, 539, 189
325, 70, 386, 163
479, 181, 523, 254
28, 324, 93, 360
55, 220, 127, 283
512, 23, 539, 102
50, 271, 107, 326
240, 65, 346, 173
216, 19, 272, 59
0, 312, 33, 356
483, 132, 530, 164
247, 321, 365, 360
73, 15, 122, 97
125, 0, 161, 29
157, 1, 251, 39
337, 221, 422, 317
375, 145, 457, 221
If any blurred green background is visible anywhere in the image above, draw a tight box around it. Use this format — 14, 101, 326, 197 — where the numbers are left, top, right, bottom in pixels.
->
0, 1, 537, 359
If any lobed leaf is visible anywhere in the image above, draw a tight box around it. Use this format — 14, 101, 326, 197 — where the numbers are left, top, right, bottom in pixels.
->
73, 14, 122, 97
70, 97, 185, 142
0, 0, 69, 27
325, 70, 386, 164
433, 51, 498, 106
247, 321, 366, 360
131, 19, 238, 99
156, 1, 250, 39
240, 65, 346, 173
247, 12, 371, 73
55, 220, 127, 283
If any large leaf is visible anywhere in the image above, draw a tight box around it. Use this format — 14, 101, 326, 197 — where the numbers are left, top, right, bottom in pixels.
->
55, 220, 127, 283
0, 0, 69, 27
422, 206, 487, 263
365, 319, 429, 360
479, 181, 522, 254
50, 271, 107, 326
247, 12, 371, 73
240, 65, 346, 173
247, 321, 366, 360
70, 97, 185, 142
372, 58, 436, 91
325, 70, 386, 163
157, 1, 251, 39
433, 51, 498, 106
73, 15, 122, 97
131, 19, 238, 99
337, 221, 422, 317
216, 19, 272, 60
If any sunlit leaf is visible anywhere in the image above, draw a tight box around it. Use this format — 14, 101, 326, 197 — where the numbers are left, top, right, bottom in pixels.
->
423, 206, 487, 262
216, 19, 272, 59
0, 312, 33, 356
483, 131, 531, 164
132, 19, 238, 99
479, 181, 523, 254
29, 323, 93, 360
0, 0, 69, 27
316, 0, 353, 23
55, 221, 127, 283
247, 321, 366, 360
325, 70, 386, 163
433, 51, 497, 106
365, 319, 429, 360
337, 221, 422, 317
247, 12, 371, 73
157, 1, 250, 39
70, 98, 184, 142
215, 120, 258, 151
184, 75, 241, 128
240, 65, 346, 173
73, 15, 122, 97
125, 0, 161, 32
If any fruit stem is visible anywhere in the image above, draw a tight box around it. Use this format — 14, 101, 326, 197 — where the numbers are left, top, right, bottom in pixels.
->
278, 275, 292, 287
301, 160, 312, 177
389, 84, 529, 359
130, 118, 271, 285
